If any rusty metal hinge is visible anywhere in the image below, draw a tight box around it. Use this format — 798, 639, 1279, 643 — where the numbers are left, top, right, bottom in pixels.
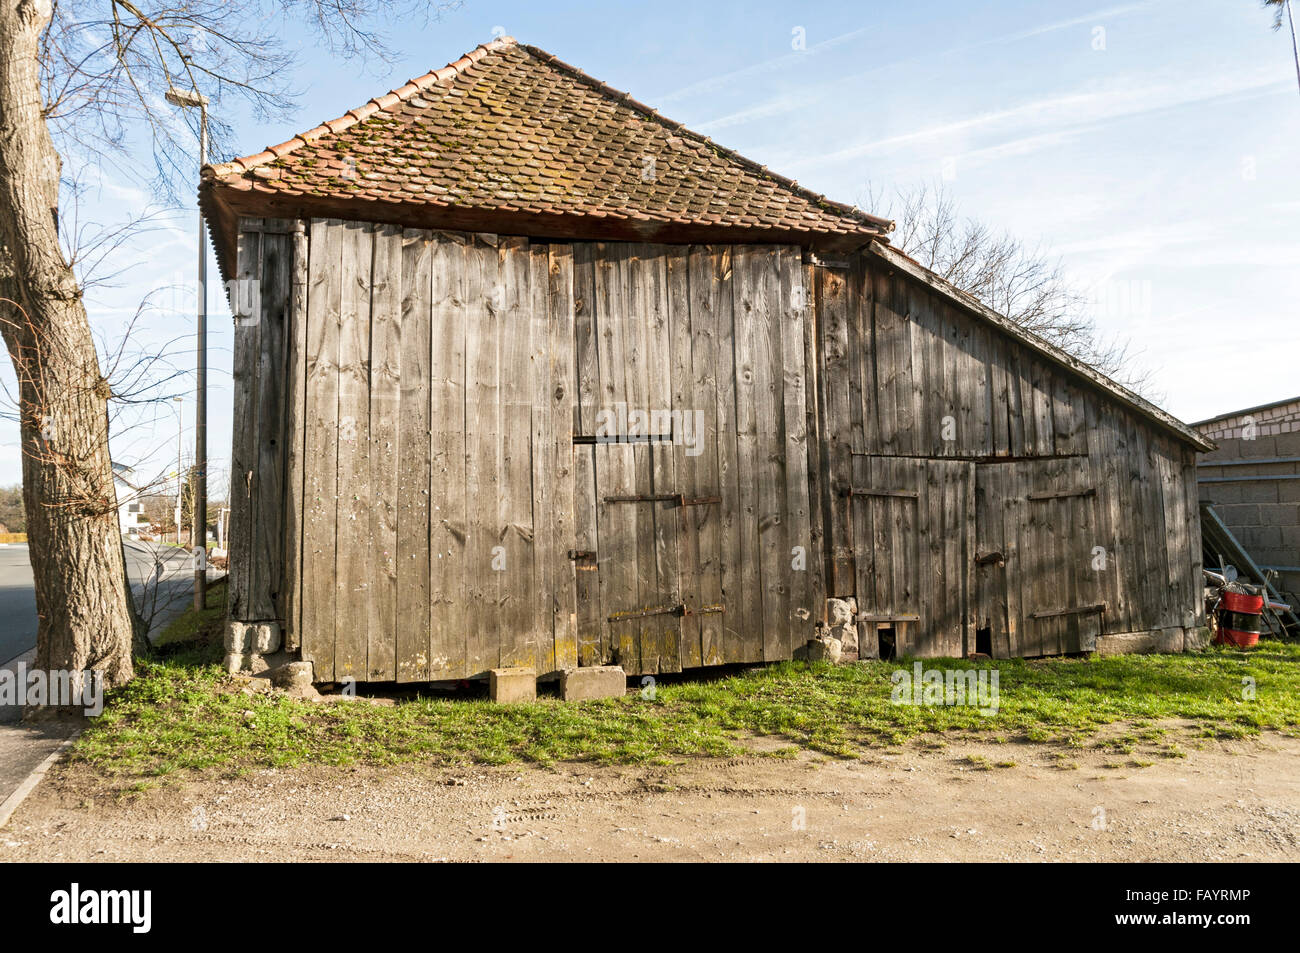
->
1027, 487, 1097, 501
842, 488, 919, 499
608, 603, 684, 622
607, 602, 725, 622
1029, 603, 1106, 620
603, 493, 721, 507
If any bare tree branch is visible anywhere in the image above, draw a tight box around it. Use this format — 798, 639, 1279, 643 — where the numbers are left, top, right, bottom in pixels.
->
864, 181, 1158, 397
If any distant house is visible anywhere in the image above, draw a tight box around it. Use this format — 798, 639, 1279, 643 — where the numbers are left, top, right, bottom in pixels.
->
112, 463, 149, 539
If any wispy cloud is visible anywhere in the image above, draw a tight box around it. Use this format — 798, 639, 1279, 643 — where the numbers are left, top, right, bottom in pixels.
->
693, 1, 1162, 133
654, 27, 872, 106
784, 65, 1293, 171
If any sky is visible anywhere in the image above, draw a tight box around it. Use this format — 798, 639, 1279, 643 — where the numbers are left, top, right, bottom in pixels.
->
1, 0, 1297, 493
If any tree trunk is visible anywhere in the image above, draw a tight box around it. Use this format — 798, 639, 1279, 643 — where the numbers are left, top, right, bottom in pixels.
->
0, 0, 135, 689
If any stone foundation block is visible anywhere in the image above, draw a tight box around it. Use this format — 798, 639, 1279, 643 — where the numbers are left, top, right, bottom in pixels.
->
489, 667, 537, 703
559, 666, 626, 701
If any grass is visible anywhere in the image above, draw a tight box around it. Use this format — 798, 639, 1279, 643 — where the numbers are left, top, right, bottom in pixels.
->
72, 586, 1300, 781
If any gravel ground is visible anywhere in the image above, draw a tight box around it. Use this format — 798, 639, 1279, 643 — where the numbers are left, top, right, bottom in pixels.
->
2, 728, 1297, 862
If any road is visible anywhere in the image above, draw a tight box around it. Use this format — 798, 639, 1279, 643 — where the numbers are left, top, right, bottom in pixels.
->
0, 540, 197, 666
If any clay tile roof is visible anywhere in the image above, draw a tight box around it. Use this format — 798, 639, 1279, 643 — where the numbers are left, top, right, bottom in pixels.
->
201, 37, 893, 277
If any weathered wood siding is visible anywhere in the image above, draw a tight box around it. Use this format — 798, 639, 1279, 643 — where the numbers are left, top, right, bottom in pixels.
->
818, 249, 1203, 657
228, 219, 293, 623
233, 219, 819, 680
229, 217, 1203, 677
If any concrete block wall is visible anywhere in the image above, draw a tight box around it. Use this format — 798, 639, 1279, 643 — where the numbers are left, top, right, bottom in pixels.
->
1197, 398, 1300, 609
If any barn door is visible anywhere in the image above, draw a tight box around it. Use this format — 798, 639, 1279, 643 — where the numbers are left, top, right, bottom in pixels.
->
583, 440, 723, 675
975, 459, 1103, 657
849, 456, 974, 658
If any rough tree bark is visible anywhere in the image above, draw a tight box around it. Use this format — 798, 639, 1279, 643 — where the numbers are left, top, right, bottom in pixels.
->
0, 0, 135, 688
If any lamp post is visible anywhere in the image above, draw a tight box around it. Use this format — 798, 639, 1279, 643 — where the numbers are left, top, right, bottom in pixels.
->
173, 396, 183, 544
166, 86, 210, 610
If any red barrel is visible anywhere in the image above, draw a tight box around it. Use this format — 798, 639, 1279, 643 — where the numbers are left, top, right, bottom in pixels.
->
1215, 588, 1264, 648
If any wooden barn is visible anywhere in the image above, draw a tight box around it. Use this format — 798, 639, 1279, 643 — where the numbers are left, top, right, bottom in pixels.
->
201, 37, 1213, 684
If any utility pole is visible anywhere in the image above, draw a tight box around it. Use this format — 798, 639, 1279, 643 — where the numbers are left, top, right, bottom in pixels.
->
1288, 0, 1300, 96
166, 86, 210, 610
173, 396, 183, 544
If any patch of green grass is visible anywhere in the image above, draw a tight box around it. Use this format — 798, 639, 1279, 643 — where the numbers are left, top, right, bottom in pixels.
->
74, 590, 1300, 780
151, 579, 227, 650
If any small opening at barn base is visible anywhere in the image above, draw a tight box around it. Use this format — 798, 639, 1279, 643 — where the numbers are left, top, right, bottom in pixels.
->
976, 626, 992, 657
877, 626, 897, 661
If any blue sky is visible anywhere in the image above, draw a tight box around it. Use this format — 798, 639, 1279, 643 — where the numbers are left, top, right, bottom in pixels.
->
2, 0, 1296, 493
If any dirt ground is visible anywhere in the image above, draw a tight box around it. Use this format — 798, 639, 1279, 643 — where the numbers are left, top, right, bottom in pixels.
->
3, 726, 1298, 862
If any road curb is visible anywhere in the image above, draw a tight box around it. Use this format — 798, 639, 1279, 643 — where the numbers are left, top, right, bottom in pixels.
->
0, 729, 80, 831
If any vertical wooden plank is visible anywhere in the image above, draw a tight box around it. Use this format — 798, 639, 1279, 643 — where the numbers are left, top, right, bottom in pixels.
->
710, 248, 742, 665
988, 333, 1011, 457
1005, 340, 1029, 457
463, 232, 501, 676
526, 243, 554, 675
802, 254, 827, 633
779, 246, 813, 654
745, 247, 788, 662
958, 463, 977, 656
367, 224, 402, 681
873, 270, 900, 457
640, 246, 681, 674
1030, 356, 1056, 457
281, 221, 309, 653
625, 244, 662, 675
299, 220, 342, 682
1182, 448, 1204, 629
571, 243, 603, 665
969, 324, 992, 457
252, 229, 289, 622
498, 236, 536, 671
924, 458, 946, 655
730, 246, 766, 663
428, 233, 468, 679
689, 246, 727, 667
891, 274, 917, 455
333, 221, 374, 682
819, 263, 854, 595
846, 259, 867, 457
396, 229, 432, 682
228, 224, 261, 622
905, 285, 931, 457
547, 244, 579, 672
1002, 464, 1025, 657
592, 245, 639, 672
667, 246, 702, 670
939, 302, 961, 459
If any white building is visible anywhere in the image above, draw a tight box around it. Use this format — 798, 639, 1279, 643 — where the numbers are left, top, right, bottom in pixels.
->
112, 463, 149, 538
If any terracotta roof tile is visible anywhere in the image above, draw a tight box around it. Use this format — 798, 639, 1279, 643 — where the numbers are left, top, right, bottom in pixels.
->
204, 37, 892, 241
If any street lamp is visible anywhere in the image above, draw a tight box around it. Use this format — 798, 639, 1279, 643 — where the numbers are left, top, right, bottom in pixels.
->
172, 396, 183, 543
166, 85, 210, 610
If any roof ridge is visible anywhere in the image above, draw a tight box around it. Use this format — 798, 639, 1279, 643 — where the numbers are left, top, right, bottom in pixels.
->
514, 42, 893, 233
203, 35, 519, 180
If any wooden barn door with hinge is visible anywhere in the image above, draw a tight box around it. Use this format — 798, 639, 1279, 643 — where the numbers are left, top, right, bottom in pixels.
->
848, 455, 975, 658
571, 242, 816, 675
975, 458, 1103, 658
577, 438, 722, 676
